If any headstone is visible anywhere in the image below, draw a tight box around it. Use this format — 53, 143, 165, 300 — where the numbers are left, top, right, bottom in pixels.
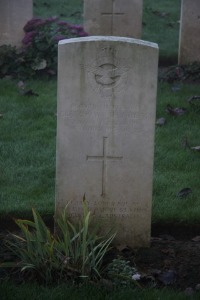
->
179, 0, 200, 64
0, 0, 33, 47
55, 36, 158, 248
84, 0, 143, 38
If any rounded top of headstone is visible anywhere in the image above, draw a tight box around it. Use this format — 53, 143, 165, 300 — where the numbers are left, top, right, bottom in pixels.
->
58, 36, 158, 49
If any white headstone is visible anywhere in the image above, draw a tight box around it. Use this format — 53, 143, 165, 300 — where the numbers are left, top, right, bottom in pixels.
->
56, 36, 158, 248
84, 0, 143, 38
0, 0, 33, 47
179, 0, 200, 64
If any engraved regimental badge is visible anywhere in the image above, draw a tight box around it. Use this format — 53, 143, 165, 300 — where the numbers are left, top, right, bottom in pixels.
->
84, 46, 128, 97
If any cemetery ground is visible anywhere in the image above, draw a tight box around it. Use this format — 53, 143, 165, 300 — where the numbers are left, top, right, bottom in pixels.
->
1, 78, 200, 296
1, 0, 200, 299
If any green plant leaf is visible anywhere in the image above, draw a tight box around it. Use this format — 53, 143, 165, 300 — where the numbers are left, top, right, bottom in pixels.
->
2, 198, 117, 283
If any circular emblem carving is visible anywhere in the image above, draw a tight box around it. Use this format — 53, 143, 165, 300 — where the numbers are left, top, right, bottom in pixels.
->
95, 63, 121, 87
85, 47, 129, 98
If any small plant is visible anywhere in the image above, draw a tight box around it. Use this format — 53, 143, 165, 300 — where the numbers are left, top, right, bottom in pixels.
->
106, 257, 138, 287
0, 17, 88, 79
21, 17, 88, 77
1, 198, 115, 284
0, 45, 19, 78
159, 62, 200, 83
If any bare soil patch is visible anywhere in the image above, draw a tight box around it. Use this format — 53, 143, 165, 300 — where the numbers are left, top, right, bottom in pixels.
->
119, 224, 200, 290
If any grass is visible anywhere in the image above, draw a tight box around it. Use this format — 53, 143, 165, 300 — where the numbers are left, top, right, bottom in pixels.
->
1, 282, 199, 300
0, 0, 199, 224
1, 79, 200, 224
34, 0, 83, 24
0, 79, 56, 218
143, 0, 181, 64
153, 83, 200, 223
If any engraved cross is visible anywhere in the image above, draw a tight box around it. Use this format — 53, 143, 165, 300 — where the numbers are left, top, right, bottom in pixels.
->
101, 0, 125, 34
87, 137, 123, 197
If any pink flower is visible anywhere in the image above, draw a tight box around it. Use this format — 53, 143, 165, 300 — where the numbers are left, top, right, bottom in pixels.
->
57, 21, 69, 26
53, 35, 66, 42
69, 24, 84, 32
78, 31, 88, 37
45, 16, 58, 23
23, 18, 44, 32
22, 31, 37, 45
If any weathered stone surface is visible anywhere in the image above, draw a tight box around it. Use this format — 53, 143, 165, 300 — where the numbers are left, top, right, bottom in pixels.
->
55, 36, 158, 248
84, 0, 143, 38
0, 0, 33, 47
179, 0, 200, 64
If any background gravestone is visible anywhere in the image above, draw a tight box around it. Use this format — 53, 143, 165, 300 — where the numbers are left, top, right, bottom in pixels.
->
0, 0, 33, 47
84, 0, 143, 38
55, 36, 158, 248
179, 0, 200, 64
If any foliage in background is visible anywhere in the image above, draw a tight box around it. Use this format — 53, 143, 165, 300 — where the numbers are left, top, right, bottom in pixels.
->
159, 62, 200, 83
0, 0, 185, 79
0, 17, 87, 79
33, 0, 181, 65
1, 198, 115, 284
0, 46, 19, 77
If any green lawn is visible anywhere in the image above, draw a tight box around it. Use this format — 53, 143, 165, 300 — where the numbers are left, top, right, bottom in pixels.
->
1, 282, 199, 300
143, 0, 181, 64
1, 79, 200, 224
153, 83, 200, 223
34, 0, 83, 24
0, 79, 56, 219
0, 0, 199, 224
